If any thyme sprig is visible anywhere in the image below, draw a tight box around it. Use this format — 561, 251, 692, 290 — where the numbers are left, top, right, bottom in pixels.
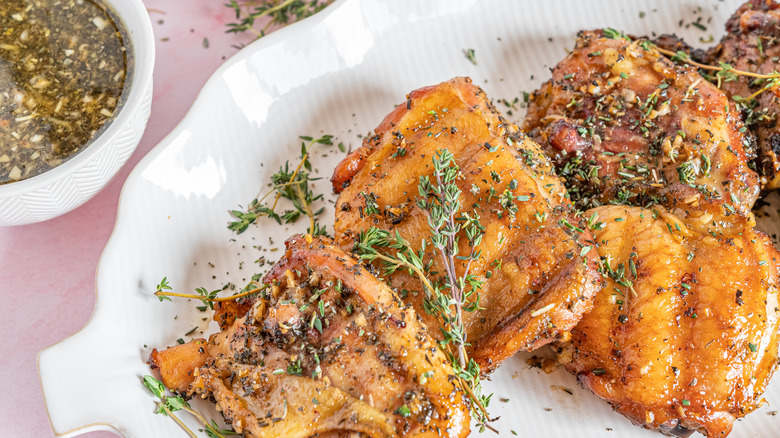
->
155, 279, 269, 309
655, 47, 780, 100
417, 150, 486, 369
601, 28, 780, 103
353, 150, 495, 432
225, 0, 334, 41
229, 135, 332, 236
143, 375, 236, 438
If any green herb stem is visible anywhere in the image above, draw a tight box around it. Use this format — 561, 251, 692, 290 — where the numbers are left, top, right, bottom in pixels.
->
249, 0, 296, 36
180, 405, 227, 438
354, 150, 494, 431
271, 150, 308, 212
144, 375, 235, 437
371, 251, 436, 295
157, 404, 199, 438
655, 46, 779, 79
155, 283, 268, 303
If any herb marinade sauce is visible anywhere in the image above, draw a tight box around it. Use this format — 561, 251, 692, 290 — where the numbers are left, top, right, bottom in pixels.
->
0, 0, 128, 184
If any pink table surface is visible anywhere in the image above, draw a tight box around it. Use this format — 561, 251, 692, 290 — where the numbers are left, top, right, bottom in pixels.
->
0, 1, 266, 436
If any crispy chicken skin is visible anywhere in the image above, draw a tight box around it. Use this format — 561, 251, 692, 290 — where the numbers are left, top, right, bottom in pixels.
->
708, 0, 780, 189
561, 205, 780, 437
150, 235, 470, 437
523, 31, 760, 222
331, 77, 602, 372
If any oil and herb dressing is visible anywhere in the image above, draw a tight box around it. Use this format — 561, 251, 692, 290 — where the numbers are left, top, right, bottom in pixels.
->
0, 0, 129, 185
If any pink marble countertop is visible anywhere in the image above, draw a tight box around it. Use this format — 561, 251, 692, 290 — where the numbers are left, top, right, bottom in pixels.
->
0, 2, 263, 436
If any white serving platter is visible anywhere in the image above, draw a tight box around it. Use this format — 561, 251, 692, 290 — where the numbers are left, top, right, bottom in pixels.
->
39, 0, 780, 436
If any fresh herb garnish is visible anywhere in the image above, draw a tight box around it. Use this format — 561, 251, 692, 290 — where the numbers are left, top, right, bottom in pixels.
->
360, 191, 381, 217
225, 0, 334, 42
286, 357, 304, 375
229, 134, 333, 236
143, 375, 235, 438
154, 278, 269, 308
654, 46, 780, 101
354, 149, 495, 432
677, 160, 697, 185
396, 404, 412, 417
464, 48, 477, 65
205, 421, 239, 438
597, 29, 780, 103
155, 277, 173, 302
602, 27, 628, 40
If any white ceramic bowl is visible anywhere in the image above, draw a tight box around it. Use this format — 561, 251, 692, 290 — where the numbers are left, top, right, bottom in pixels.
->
0, 0, 154, 226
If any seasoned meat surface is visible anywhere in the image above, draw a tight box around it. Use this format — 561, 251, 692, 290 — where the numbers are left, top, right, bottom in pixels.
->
331, 77, 602, 372
651, 33, 709, 65
708, 0, 780, 189
523, 30, 759, 224
561, 205, 780, 437
151, 235, 470, 437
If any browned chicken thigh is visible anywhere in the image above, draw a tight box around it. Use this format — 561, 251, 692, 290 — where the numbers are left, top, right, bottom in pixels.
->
708, 0, 780, 189
523, 30, 760, 224
560, 205, 780, 437
331, 77, 602, 372
149, 235, 470, 438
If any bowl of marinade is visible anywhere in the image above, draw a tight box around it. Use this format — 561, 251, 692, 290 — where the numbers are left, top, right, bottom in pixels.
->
0, 0, 154, 225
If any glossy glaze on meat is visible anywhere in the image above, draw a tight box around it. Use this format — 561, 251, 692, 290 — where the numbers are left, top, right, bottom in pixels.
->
151, 235, 470, 437
708, 0, 780, 189
561, 205, 780, 437
331, 77, 602, 372
523, 30, 760, 224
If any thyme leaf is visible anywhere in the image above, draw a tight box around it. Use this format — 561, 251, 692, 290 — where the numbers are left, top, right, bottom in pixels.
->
155, 277, 173, 302
464, 48, 477, 65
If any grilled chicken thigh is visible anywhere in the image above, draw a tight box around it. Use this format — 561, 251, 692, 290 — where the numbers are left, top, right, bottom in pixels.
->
523, 30, 760, 223
708, 0, 780, 189
561, 205, 780, 437
149, 235, 470, 437
331, 77, 602, 372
